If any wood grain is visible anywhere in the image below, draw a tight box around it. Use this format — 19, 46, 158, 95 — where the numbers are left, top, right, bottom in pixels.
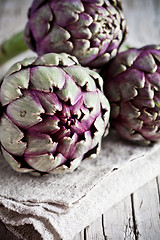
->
103, 197, 135, 240
73, 178, 160, 240
131, 179, 160, 239
84, 216, 105, 240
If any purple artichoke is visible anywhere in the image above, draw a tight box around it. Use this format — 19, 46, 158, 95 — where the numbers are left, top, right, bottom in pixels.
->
24, 0, 127, 68
102, 45, 160, 144
0, 53, 110, 175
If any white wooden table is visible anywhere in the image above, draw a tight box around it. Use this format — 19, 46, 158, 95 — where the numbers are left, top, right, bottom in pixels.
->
0, 0, 160, 239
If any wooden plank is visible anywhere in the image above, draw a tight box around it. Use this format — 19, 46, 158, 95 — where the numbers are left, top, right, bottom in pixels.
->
131, 179, 160, 239
74, 178, 160, 240
103, 196, 135, 240
156, 176, 160, 203
74, 196, 135, 240
73, 231, 84, 240
84, 216, 105, 240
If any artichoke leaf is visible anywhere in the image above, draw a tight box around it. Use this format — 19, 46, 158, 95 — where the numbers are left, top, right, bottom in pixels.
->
51, 156, 82, 174
56, 133, 78, 158
1, 69, 30, 106
30, 66, 66, 91
64, 65, 97, 91
5, 57, 36, 77
92, 114, 105, 147
1, 147, 33, 173
25, 133, 58, 155
6, 90, 45, 129
25, 153, 66, 172
0, 114, 26, 156
72, 131, 92, 158
133, 52, 157, 73
56, 75, 81, 105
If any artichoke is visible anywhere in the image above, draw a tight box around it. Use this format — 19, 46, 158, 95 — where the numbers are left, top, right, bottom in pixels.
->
24, 0, 127, 68
0, 53, 110, 175
102, 45, 160, 144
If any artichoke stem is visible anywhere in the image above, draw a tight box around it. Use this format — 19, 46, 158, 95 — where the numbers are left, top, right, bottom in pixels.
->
120, 44, 131, 52
0, 31, 28, 65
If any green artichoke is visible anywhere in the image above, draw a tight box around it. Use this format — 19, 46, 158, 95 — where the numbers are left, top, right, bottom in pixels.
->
0, 53, 110, 175
102, 45, 160, 144
24, 0, 127, 68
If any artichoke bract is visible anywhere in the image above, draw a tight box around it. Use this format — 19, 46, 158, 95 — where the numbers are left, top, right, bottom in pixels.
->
24, 0, 127, 68
0, 53, 110, 175
102, 45, 160, 144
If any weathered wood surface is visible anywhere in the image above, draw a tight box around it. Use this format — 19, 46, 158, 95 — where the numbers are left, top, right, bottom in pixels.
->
73, 178, 160, 240
0, 0, 160, 239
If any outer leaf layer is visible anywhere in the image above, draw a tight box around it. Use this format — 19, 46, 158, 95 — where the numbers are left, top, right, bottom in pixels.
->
0, 53, 110, 175
24, 0, 127, 68
102, 45, 160, 144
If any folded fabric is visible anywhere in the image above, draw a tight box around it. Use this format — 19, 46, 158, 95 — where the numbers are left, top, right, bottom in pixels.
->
0, 132, 160, 240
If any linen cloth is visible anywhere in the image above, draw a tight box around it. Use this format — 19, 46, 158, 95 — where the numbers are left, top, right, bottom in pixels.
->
0, 132, 160, 240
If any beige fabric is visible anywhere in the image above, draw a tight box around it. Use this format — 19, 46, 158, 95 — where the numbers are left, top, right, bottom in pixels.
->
0, 132, 160, 240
